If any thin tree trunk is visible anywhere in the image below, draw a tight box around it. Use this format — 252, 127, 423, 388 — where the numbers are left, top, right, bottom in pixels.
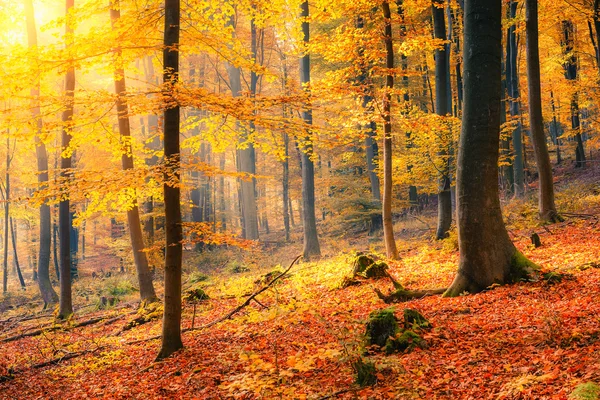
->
143, 56, 160, 243
57, 0, 75, 319
300, 0, 321, 260
25, 0, 57, 305
2, 139, 9, 293
110, 1, 157, 303
156, 0, 183, 361
381, 0, 399, 259
433, 0, 452, 240
445, 0, 536, 297
524, 0, 560, 222
550, 91, 562, 164
10, 218, 25, 289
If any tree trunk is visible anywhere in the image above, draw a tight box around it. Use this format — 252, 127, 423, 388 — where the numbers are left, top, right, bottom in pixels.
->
300, 0, 321, 260
524, 0, 560, 222
444, 0, 537, 297
2, 138, 9, 293
593, 0, 600, 74
562, 20, 585, 168
10, 218, 25, 289
143, 56, 160, 243
110, 1, 157, 303
25, 0, 57, 305
57, 0, 76, 319
550, 91, 562, 164
507, 0, 524, 197
156, 0, 183, 361
433, 0, 452, 240
381, 0, 399, 260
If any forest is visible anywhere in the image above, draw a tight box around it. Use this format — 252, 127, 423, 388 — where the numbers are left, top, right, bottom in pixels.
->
1, 0, 600, 398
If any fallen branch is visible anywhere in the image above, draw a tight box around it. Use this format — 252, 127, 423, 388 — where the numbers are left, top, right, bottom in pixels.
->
185, 254, 301, 332
374, 287, 446, 303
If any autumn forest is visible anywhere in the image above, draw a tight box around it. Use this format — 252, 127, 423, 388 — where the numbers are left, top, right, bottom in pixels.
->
1, 0, 600, 398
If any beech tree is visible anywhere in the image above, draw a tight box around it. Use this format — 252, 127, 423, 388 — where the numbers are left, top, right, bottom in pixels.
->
156, 0, 183, 360
444, 0, 537, 297
58, 0, 76, 320
110, 0, 157, 303
524, 0, 560, 222
299, 0, 321, 260
381, 0, 399, 259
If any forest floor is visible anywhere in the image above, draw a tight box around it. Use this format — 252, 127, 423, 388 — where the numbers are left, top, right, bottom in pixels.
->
2, 165, 600, 399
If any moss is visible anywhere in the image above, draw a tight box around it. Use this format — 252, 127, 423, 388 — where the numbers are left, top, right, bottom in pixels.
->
403, 309, 431, 330
189, 272, 209, 283
543, 271, 564, 284
364, 261, 389, 279
570, 382, 600, 400
353, 357, 377, 387
385, 330, 425, 354
353, 253, 375, 275
509, 250, 541, 282
185, 288, 210, 302
366, 308, 398, 348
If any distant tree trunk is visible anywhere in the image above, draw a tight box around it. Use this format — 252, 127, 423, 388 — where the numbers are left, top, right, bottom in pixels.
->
281, 55, 291, 242
445, 0, 536, 297
57, 0, 75, 319
10, 218, 25, 289
524, 0, 560, 222
550, 91, 562, 164
143, 56, 160, 243
501, 64, 514, 194
433, 0, 452, 240
507, 0, 524, 197
25, 0, 57, 305
53, 222, 59, 279
2, 138, 10, 293
593, 0, 600, 74
300, 0, 321, 260
219, 154, 227, 231
562, 20, 585, 168
381, 0, 399, 260
156, 0, 183, 361
110, 1, 157, 303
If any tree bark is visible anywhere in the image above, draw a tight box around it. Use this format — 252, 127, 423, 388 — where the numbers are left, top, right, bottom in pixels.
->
433, 0, 452, 240
110, 1, 157, 302
2, 138, 10, 293
58, 0, 75, 319
444, 0, 537, 297
507, 0, 524, 197
524, 0, 560, 222
156, 0, 183, 360
300, 0, 321, 260
562, 20, 585, 168
381, 0, 399, 259
10, 218, 25, 289
25, 0, 58, 305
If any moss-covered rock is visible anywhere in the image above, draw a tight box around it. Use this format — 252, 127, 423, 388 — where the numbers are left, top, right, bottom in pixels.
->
569, 382, 600, 400
352, 253, 375, 275
403, 308, 431, 330
364, 261, 389, 279
385, 330, 425, 354
353, 357, 377, 387
365, 308, 398, 348
185, 288, 210, 302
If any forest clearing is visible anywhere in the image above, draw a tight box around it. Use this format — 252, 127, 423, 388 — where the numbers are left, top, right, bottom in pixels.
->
2, 0, 600, 398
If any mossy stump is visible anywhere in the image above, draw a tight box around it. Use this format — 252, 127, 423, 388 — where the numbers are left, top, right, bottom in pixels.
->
365, 308, 428, 355
352, 252, 375, 275
365, 308, 398, 349
353, 357, 377, 387
185, 288, 210, 302
403, 308, 431, 330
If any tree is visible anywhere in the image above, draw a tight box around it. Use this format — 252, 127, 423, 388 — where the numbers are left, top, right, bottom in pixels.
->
381, 0, 399, 260
156, 0, 183, 361
444, 0, 537, 297
300, 0, 321, 260
524, 0, 560, 222
506, 0, 525, 197
58, 0, 76, 319
110, 0, 157, 303
24, 0, 58, 306
432, 0, 452, 240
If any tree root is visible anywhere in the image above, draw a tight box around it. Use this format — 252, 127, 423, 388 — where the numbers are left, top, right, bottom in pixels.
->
374, 287, 446, 303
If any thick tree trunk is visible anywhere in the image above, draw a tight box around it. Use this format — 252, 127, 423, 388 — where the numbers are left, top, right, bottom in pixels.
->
58, 0, 75, 319
593, 0, 600, 74
507, 0, 524, 197
381, 0, 399, 259
300, 0, 321, 260
156, 0, 183, 360
433, 0, 452, 240
444, 0, 537, 297
524, 0, 560, 222
110, 1, 157, 303
25, 0, 57, 305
